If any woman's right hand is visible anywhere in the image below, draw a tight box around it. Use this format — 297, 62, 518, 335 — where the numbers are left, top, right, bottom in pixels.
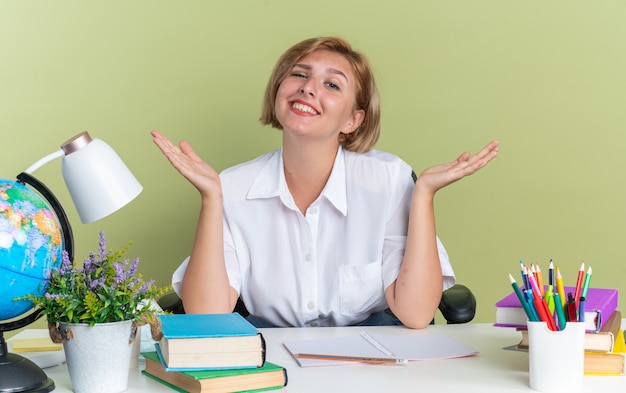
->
151, 130, 222, 198
153, 130, 232, 313
415, 140, 500, 197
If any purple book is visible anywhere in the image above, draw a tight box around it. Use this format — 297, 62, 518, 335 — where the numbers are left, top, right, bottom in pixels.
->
494, 286, 618, 332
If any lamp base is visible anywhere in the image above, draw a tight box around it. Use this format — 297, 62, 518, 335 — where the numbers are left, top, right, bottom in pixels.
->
0, 352, 55, 393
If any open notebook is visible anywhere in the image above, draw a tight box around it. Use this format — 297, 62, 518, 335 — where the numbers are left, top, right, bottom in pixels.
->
283, 332, 478, 367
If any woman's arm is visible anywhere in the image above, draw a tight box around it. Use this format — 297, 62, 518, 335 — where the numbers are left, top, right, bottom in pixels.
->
151, 130, 238, 313
385, 140, 500, 328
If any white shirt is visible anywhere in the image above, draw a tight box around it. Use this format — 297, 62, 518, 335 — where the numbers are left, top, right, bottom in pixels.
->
172, 146, 455, 327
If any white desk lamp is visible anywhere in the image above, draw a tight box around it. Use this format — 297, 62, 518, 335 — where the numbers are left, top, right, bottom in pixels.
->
0, 131, 143, 393
23, 131, 143, 224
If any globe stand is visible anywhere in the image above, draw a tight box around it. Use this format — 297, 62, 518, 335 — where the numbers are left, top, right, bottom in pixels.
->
0, 173, 76, 393
0, 309, 55, 393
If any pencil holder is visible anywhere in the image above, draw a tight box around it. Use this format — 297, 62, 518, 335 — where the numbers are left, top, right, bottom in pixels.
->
527, 321, 585, 393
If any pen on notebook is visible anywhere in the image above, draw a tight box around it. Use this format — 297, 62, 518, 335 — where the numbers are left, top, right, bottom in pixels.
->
509, 274, 537, 321
574, 262, 585, 312
293, 353, 409, 365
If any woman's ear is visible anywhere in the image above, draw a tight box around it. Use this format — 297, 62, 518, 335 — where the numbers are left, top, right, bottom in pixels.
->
341, 109, 366, 135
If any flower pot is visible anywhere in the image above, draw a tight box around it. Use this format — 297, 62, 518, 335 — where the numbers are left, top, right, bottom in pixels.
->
59, 320, 134, 393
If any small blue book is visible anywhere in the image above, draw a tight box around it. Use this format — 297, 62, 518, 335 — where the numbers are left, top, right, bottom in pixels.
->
158, 313, 266, 370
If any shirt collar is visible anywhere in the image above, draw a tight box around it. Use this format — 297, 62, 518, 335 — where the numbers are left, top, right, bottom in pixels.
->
247, 146, 348, 216
323, 147, 348, 216
246, 149, 284, 200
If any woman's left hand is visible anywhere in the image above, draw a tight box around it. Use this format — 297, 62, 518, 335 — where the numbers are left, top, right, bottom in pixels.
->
416, 140, 500, 195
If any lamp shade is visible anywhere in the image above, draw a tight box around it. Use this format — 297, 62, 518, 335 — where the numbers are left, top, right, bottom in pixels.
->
60, 132, 142, 223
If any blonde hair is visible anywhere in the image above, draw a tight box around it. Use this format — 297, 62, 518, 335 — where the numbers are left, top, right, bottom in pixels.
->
260, 37, 380, 153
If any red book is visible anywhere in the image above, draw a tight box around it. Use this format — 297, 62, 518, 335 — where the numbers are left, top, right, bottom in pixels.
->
494, 287, 618, 332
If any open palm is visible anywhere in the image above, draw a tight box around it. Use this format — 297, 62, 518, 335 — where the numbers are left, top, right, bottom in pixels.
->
416, 140, 499, 194
151, 130, 221, 196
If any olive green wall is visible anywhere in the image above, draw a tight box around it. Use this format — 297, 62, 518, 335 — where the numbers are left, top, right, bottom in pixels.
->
2, 1, 625, 325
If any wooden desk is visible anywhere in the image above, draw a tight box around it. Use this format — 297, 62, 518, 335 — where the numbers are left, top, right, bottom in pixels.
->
42, 323, 626, 392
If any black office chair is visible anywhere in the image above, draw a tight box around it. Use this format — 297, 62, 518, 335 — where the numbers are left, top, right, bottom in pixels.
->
436, 283, 476, 324
159, 169, 477, 324
158, 282, 475, 324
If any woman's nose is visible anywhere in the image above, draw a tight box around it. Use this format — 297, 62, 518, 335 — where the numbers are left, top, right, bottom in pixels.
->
299, 78, 317, 96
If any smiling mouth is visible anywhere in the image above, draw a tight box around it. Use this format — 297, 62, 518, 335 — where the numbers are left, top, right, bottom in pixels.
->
291, 102, 319, 115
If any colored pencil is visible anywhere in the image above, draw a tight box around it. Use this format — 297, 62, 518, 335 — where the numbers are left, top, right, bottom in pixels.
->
555, 266, 566, 308
509, 274, 537, 322
574, 262, 585, 312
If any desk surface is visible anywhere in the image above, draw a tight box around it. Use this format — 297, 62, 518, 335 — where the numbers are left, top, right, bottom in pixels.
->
42, 322, 626, 393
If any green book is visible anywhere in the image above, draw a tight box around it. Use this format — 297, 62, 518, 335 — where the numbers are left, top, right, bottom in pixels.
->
141, 351, 287, 393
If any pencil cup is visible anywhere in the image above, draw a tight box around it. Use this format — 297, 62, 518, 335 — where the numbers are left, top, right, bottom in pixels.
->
527, 321, 585, 393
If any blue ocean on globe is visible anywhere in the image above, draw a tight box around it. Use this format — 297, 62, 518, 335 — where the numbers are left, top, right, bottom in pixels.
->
0, 179, 63, 321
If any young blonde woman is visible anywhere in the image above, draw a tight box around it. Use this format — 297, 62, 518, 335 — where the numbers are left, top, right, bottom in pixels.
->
152, 37, 499, 329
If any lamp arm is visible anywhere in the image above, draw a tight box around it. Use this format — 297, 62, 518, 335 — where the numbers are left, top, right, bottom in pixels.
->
22, 149, 64, 174
16, 172, 74, 262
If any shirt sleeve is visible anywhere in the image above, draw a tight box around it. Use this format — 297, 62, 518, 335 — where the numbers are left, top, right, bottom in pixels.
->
381, 166, 456, 291
170, 222, 243, 298
436, 236, 456, 291
382, 235, 456, 291
171, 256, 190, 297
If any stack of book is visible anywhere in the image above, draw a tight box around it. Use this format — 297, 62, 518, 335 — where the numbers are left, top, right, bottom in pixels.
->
494, 286, 618, 332
495, 287, 625, 375
141, 313, 288, 392
584, 330, 626, 376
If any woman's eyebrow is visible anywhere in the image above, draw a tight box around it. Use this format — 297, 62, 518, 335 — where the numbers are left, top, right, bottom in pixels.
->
293, 63, 311, 71
327, 67, 348, 82
292, 63, 349, 83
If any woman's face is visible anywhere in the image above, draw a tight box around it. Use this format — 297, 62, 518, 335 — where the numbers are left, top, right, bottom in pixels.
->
274, 50, 364, 145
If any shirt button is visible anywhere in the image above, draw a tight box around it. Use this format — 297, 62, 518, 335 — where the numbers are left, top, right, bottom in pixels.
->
307, 301, 315, 310
310, 322, 319, 327
309, 207, 318, 215
305, 254, 313, 262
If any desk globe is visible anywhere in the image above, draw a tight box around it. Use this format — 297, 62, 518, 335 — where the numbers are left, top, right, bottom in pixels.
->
1, 176, 71, 393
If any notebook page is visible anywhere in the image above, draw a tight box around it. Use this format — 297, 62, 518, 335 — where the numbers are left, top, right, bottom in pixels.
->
283, 334, 382, 367
283, 332, 477, 367
368, 333, 478, 360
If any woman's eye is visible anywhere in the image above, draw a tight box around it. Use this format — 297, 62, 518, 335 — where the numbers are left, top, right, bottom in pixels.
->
326, 82, 339, 90
291, 72, 307, 78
